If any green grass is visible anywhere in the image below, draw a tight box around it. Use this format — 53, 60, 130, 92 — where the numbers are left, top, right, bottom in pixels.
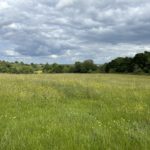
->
0, 74, 150, 150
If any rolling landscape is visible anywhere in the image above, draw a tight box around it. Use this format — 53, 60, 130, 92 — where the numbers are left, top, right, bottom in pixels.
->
0, 0, 150, 150
0, 74, 150, 150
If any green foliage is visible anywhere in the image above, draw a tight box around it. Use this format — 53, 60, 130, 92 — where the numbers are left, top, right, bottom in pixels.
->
43, 60, 98, 73
104, 51, 150, 74
0, 51, 150, 74
0, 61, 42, 74
43, 63, 64, 73
81, 59, 97, 73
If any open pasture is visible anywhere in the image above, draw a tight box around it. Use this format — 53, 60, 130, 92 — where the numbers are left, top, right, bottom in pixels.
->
0, 74, 150, 150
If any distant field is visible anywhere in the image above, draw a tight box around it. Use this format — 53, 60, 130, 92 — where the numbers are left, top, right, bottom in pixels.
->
0, 74, 150, 150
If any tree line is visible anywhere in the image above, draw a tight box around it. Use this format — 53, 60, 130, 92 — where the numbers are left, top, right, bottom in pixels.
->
0, 51, 150, 74
0, 61, 42, 74
104, 51, 150, 74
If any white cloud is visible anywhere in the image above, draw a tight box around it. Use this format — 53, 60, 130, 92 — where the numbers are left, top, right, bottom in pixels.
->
56, 0, 75, 9
0, 1, 10, 10
4, 50, 20, 56
49, 54, 59, 59
0, 0, 150, 63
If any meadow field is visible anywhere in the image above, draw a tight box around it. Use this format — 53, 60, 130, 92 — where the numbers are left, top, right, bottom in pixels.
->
0, 74, 149, 150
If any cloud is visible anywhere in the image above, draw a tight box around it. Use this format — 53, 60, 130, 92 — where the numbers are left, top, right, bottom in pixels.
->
56, 0, 75, 9
49, 54, 59, 59
0, 1, 10, 10
0, 0, 150, 63
4, 49, 20, 56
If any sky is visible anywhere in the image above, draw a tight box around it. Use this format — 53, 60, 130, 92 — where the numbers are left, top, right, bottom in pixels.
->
0, 0, 150, 64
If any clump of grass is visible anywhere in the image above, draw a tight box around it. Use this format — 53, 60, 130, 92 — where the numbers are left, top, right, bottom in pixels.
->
0, 74, 150, 150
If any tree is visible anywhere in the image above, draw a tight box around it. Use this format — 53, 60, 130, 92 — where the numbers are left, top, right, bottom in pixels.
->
74, 60, 97, 73
82, 60, 97, 73
74, 62, 82, 73
104, 57, 133, 73
43, 63, 51, 73
133, 53, 147, 69
51, 63, 63, 73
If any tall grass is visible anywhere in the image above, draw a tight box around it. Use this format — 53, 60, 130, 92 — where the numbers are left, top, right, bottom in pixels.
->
0, 74, 150, 150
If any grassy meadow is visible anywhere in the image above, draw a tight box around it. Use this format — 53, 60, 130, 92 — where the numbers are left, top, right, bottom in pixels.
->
0, 74, 150, 150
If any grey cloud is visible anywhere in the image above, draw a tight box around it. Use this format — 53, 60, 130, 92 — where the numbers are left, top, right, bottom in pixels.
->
0, 0, 150, 63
